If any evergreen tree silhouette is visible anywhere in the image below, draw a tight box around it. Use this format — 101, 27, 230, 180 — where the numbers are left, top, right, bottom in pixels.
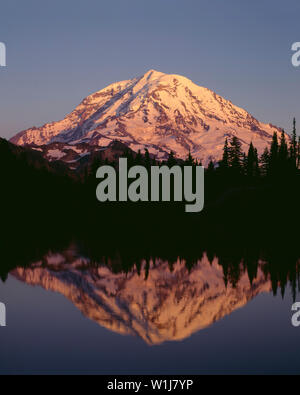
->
219, 138, 229, 170
135, 149, 143, 165
290, 118, 297, 165
259, 147, 270, 177
184, 150, 195, 166
254, 148, 260, 177
207, 159, 215, 173
269, 132, 279, 176
144, 148, 151, 170
242, 152, 247, 176
228, 136, 243, 175
278, 129, 289, 175
125, 148, 135, 167
279, 129, 288, 160
167, 150, 177, 166
245, 142, 257, 178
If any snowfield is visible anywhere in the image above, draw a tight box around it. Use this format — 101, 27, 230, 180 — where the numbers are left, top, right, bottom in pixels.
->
10, 69, 285, 165
47, 149, 66, 160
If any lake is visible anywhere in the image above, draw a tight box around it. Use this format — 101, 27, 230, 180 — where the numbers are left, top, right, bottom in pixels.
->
0, 243, 299, 375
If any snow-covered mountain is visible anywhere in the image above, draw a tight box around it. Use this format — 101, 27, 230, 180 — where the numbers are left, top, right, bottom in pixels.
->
11, 247, 271, 345
10, 69, 282, 165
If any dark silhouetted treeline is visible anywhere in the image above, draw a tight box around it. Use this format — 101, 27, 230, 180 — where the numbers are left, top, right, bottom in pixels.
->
1, 119, 300, 295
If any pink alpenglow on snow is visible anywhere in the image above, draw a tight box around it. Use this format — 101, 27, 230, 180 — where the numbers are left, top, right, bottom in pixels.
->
10, 70, 285, 166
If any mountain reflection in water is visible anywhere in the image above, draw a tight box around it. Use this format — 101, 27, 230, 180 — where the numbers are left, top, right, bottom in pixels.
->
10, 244, 275, 345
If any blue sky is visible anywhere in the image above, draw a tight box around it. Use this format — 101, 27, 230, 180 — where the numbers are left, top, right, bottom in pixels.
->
0, 0, 299, 139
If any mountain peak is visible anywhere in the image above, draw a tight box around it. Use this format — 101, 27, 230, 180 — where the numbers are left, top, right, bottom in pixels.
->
140, 69, 194, 87
142, 69, 164, 79
10, 70, 283, 165
12, 253, 271, 345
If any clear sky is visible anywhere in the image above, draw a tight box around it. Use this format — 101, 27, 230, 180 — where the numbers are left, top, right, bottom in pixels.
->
0, 0, 299, 139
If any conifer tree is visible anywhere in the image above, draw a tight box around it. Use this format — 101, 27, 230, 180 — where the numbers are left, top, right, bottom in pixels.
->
260, 147, 270, 177
246, 142, 255, 177
167, 150, 177, 166
228, 136, 243, 174
278, 129, 289, 175
220, 138, 229, 169
125, 149, 135, 168
290, 118, 297, 163
184, 150, 195, 166
144, 148, 151, 170
279, 129, 288, 161
207, 159, 215, 174
269, 132, 279, 176
254, 148, 259, 177
242, 152, 247, 176
135, 149, 143, 165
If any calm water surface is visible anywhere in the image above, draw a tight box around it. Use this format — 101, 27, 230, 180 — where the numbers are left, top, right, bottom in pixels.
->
0, 245, 300, 375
